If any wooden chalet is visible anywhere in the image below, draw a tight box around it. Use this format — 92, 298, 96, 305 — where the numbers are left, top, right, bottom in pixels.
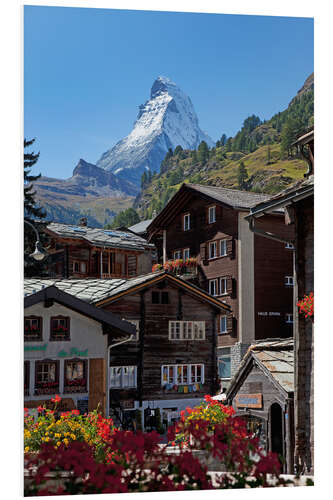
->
146, 183, 294, 386
25, 271, 230, 431
246, 128, 314, 474
226, 338, 294, 474
43, 219, 156, 279
24, 285, 135, 416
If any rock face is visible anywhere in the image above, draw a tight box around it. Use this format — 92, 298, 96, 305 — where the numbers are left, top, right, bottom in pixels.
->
96, 76, 214, 186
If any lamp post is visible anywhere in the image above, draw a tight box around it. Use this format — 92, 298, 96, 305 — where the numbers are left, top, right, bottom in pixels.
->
24, 219, 47, 262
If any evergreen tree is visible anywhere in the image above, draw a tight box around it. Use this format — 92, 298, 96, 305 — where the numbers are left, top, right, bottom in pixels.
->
220, 134, 227, 146
174, 145, 183, 156
107, 208, 140, 229
24, 138, 45, 219
280, 117, 303, 156
197, 141, 209, 163
226, 137, 232, 152
237, 161, 248, 189
266, 145, 271, 165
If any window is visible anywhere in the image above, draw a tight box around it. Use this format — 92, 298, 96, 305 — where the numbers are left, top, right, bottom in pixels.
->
24, 361, 30, 396
124, 319, 140, 341
183, 248, 190, 260
152, 291, 169, 304
73, 261, 87, 273
24, 316, 42, 341
209, 241, 217, 259
174, 250, 182, 260
218, 348, 231, 379
220, 277, 227, 295
109, 366, 137, 388
208, 206, 216, 224
286, 314, 293, 324
50, 316, 70, 341
183, 214, 191, 231
169, 321, 205, 340
285, 242, 294, 249
161, 364, 204, 386
220, 239, 227, 257
64, 360, 87, 393
35, 360, 59, 395
285, 276, 294, 286
209, 279, 218, 296
219, 315, 227, 334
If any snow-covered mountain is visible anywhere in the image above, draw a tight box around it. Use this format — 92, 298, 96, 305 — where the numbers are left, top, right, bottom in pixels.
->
96, 76, 214, 186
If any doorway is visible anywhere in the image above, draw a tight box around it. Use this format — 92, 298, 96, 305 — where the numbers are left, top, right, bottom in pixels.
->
270, 403, 283, 458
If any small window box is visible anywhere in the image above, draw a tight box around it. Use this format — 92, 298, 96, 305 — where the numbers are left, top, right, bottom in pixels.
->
24, 316, 42, 341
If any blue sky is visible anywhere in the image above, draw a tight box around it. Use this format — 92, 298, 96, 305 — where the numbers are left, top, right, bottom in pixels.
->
24, 6, 313, 179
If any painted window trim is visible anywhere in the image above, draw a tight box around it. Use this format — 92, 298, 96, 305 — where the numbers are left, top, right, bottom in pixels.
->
208, 205, 216, 224
208, 241, 217, 259
64, 358, 88, 393
50, 316, 70, 341
220, 239, 227, 257
109, 366, 137, 389
183, 213, 191, 231
161, 363, 205, 386
209, 278, 218, 296
35, 359, 60, 395
169, 321, 205, 340
219, 315, 228, 334
219, 277, 228, 296
24, 316, 43, 342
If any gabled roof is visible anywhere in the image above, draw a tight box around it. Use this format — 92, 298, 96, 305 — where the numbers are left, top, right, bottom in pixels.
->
128, 219, 154, 235
24, 272, 230, 312
226, 338, 294, 400
45, 222, 155, 252
24, 285, 136, 337
147, 183, 271, 235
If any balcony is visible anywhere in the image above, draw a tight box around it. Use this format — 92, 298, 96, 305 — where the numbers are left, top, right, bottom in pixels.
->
152, 258, 198, 279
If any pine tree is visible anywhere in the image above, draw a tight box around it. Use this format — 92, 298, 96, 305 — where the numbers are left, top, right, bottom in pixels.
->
197, 141, 209, 163
107, 208, 140, 229
24, 138, 45, 219
226, 137, 232, 152
280, 117, 303, 156
220, 134, 227, 146
237, 161, 248, 189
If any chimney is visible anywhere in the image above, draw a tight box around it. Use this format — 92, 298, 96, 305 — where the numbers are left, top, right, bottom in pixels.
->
79, 217, 87, 227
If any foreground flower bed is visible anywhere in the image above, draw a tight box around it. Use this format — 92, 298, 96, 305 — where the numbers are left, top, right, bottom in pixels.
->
24, 395, 297, 495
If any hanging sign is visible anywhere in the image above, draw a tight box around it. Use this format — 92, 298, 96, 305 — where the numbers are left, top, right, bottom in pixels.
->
236, 393, 262, 409
24, 343, 47, 352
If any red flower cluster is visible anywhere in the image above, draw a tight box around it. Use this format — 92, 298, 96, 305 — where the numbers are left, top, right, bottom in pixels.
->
152, 258, 197, 273
51, 394, 61, 404
297, 292, 314, 319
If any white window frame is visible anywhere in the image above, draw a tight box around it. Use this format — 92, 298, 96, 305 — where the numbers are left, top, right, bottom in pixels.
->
183, 248, 190, 260
161, 364, 205, 386
123, 319, 140, 341
208, 206, 216, 224
184, 213, 191, 231
220, 277, 227, 295
285, 242, 294, 249
220, 239, 227, 257
169, 321, 205, 340
174, 250, 182, 260
286, 314, 293, 324
109, 366, 137, 388
219, 315, 228, 334
285, 276, 294, 286
209, 241, 217, 259
209, 279, 218, 296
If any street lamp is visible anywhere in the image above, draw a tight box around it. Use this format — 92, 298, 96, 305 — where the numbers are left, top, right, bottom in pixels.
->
24, 220, 47, 262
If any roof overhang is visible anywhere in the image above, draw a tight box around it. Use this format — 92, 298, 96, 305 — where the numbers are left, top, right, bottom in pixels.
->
94, 271, 231, 312
24, 285, 135, 337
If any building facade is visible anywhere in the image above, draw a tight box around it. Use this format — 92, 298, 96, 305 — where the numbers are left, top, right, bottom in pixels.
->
43, 220, 156, 279
147, 183, 294, 386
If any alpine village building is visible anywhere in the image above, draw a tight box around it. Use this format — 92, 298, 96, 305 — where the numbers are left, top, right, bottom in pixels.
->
24, 271, 230, 430
146, 183, 295, 387
42, 218, 157, 279
245, 128, 314, 475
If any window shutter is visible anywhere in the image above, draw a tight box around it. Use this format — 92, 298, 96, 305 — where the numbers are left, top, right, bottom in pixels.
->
232, 278, 237, 299
216, 205, 223, 221
200, 243, 207, 262
226, 237, 235, 259
226, 313, 234, 335
191, 214, 196, 229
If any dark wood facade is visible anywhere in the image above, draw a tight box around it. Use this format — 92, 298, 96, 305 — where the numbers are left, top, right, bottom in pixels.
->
95, 273, 229, 428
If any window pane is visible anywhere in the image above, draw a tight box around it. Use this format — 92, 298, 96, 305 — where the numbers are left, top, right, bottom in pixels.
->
219, 357, 231, 378
183, 365, 188, 384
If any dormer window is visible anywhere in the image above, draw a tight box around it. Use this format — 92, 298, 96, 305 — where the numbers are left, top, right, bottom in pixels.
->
208, 206, 216, 224
184, 214, 191, 231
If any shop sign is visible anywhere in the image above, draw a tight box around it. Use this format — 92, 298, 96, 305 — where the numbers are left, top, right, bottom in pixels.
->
58, 347, 88, 357
236, 393, 262, 409
24, 343, 47, 352
258, 312, 281, 317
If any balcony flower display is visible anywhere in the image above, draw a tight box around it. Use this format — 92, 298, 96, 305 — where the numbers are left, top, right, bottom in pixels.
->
152, 257, 197, 274
297, 292, 314, 319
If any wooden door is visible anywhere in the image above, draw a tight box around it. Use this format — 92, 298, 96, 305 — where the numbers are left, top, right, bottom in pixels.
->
89, 358, 106, 415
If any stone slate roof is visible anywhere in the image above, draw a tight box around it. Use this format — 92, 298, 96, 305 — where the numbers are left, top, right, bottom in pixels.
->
185, 183, 272, 209
24, 271, 230, 310
226, 338, 294, 398
46, 222, 155, 251
128, 219, 154, 235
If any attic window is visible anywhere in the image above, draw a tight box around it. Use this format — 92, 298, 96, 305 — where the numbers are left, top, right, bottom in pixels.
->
208, 206, 216, 224
152, 291, 169, 304
183, 214, 191, 231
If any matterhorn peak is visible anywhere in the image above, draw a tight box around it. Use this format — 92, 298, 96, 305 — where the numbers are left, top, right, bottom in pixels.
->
96, 77, 214, 187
